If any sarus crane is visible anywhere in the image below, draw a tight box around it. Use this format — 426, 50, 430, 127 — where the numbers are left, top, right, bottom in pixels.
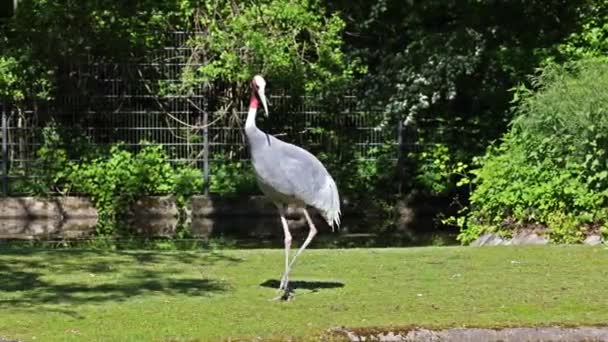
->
245, 75, 341, 300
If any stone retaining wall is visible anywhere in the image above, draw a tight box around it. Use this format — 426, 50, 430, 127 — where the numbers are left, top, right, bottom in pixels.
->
0, 197, 97, 219
0, 196, 389, 240
0, 195, 380, 219
0, 195, 299, 220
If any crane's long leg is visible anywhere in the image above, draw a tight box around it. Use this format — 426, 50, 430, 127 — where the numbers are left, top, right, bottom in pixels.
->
283, 208, 317, 279
278, 206, 292, 293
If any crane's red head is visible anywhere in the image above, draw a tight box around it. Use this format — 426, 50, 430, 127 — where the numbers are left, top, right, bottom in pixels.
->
251, 75, 269, 117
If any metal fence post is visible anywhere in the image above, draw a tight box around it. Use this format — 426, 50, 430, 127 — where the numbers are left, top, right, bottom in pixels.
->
2, 103, 8, 196
396, 120, 405, 195
202, 104, 210, 195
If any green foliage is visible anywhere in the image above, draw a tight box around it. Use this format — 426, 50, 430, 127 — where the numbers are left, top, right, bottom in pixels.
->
545, 1, 608, 63
0, 56, 23, 101
323, 143, 396, 202
7, 0, 182, 59
546, 211, 586, 244
327, 1, 602, 208
22, 123, 204, 235
458, 58, 608, 244
4, 0, 608, 236
210, 159, 257, 195
329, 0, 590, 159
175, 0, 361, 96
173, 167, 204, 201
29, 122, 71, 194
0, 0, 182, 106
413, 143, 470, 195
1, 0, 368, 203
1, 0, 361, 108
0, 54, 52, 103
601, 224, 608, 241
69, 143, 203, 235
455, 222, 491, 246
17, 122, 106, 195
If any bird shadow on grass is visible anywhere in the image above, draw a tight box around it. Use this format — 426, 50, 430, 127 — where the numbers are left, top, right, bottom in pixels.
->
0, 249, 240, 317
259, 279, 344, 293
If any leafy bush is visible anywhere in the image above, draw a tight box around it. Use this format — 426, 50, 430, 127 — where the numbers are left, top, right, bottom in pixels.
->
209, 159, 257, 195
545, 1, 608, 63
0, 55, 52, 103
413, 143, 470, 195
546, 211, 587, 244
69, 143, 203, 235
322, 143, 396, 201
175, 0, 361, 95
21, 122, 105, 195
29, 122, 71, 194
457, 58, 608, 244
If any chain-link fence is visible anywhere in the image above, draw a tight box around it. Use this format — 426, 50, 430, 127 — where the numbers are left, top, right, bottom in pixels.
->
1, 32, 408, 195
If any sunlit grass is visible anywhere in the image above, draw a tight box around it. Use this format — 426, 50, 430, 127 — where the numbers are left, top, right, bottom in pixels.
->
1, 246, 607, 341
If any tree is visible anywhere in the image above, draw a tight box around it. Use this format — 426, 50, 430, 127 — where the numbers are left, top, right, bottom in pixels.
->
329, 0, 593, 157
544, 0, 608, 63
173, 0, 360, 103
0, 0, 185, 110
0, 0, 360, 121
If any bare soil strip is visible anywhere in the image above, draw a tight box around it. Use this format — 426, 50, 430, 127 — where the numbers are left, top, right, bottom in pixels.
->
331, 326, 608, 341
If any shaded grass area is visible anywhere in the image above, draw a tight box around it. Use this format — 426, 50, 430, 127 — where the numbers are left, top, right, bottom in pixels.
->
1, 246, 608, 341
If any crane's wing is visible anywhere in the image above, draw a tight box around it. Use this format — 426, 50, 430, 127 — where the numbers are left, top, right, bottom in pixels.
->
269, 139, 341, 228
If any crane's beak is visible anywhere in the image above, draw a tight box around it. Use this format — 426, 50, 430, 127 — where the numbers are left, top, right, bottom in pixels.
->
258, 88, 269, 117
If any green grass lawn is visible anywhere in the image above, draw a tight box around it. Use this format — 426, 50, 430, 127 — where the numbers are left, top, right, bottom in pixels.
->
1, 245, 608, 341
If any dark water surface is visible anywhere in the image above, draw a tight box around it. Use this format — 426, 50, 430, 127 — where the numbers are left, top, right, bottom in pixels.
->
0, 216, 458, 248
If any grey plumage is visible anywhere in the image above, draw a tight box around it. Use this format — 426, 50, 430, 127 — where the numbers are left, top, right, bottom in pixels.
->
245, 75, 341, 299
246, 127, 341, 229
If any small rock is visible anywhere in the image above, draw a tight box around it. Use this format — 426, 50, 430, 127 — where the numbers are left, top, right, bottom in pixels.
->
379, 332, 403, 342
510, 232, 548, 245
584, 234, 602, 246
0, 337, 22, 342
471, 233, 505, 246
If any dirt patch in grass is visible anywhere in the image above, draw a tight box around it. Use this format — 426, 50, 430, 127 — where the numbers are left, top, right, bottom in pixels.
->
0, 337, 21, 342
328, 325, 608, 341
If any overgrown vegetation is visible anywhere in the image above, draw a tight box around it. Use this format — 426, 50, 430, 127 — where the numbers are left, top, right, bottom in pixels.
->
23, 123, 203, 236
69, 144, 202, 235
456, 59, 608, 244
2, 0, 608, 242
209, 159, 257, 195
174, 0, 362, 96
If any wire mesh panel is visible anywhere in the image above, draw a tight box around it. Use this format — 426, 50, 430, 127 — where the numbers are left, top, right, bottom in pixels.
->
1, 101, 8, 195
2, 31, 401, 194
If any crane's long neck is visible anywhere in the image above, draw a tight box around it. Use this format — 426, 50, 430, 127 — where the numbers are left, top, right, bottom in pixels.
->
245, 90, 267, 152
245, 91, 259, 133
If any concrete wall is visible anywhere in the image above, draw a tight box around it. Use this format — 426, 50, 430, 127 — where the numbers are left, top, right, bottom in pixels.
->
0, 196, 388, 240
0, 195, 346, 219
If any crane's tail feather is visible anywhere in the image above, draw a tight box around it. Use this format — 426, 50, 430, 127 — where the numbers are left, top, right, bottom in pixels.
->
323, 176, 341, 231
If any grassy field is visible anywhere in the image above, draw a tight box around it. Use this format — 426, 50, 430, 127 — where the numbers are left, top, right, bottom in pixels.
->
1, 245, 608, 341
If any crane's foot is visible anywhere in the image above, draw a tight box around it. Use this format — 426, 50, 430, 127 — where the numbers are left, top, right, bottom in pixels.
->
272, 287, 294, 301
